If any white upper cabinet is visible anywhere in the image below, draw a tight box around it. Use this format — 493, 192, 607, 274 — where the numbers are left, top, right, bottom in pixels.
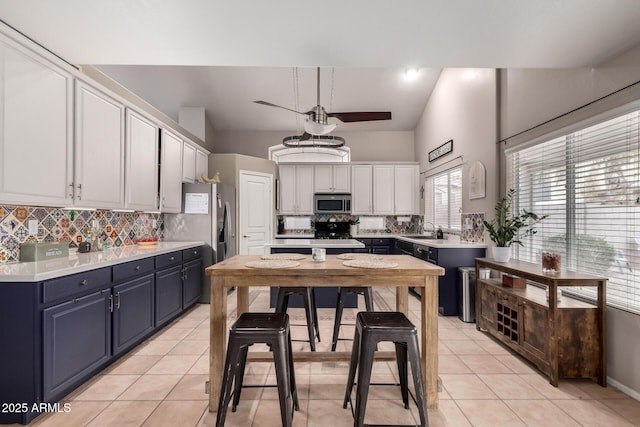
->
351, 165, 373, 215
182, 141, 196, 183
195, 149, 209, 183
74, 81, 126, 209
0, 35, 74, 206
159, 130, 183, 213
314, 164, 351, 193
373, 165, 394, 215
125, 109, 159, 211
394, 164, 419, 214
278, 165, 314, 214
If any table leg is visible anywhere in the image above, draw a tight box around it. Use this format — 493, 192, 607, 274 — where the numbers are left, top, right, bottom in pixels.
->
422, 277, 439, 410
237, 286, 249, 315
209, 276, 227, 412
396, 286, 409, 315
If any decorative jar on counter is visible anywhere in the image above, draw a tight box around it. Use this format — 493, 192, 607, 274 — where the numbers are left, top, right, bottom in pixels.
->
542, 252, 561, 274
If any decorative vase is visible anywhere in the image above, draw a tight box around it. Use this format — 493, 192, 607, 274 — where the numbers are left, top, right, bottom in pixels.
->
492, 246, 511, 263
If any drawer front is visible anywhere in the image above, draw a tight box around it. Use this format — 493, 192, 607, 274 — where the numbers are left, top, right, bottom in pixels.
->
112, 257, 155, 283
182, 246, 202, 262
43, 267, 111, 304
371, 238, 391, 246
155, 251, 183, 269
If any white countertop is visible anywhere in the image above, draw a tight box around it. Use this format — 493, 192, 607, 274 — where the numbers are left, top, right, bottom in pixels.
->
0, 241, 204, 282
265, 239, 365, 249
394, 234, 487, 249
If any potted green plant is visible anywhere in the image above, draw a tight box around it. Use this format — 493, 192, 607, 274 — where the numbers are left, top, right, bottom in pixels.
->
482, 188, 547, 262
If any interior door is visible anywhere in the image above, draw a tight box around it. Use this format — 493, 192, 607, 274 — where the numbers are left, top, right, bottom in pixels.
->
239, 170, 273, 255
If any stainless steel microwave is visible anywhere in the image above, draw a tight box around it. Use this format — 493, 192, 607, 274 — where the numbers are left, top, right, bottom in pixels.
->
314, 193, 351, 214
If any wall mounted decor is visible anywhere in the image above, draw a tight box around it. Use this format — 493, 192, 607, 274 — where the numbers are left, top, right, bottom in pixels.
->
469, 160, 486, 199
428, 139, 453, 162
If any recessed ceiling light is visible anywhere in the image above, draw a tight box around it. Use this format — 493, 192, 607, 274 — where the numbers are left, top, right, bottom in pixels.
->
404, 68, 420, 81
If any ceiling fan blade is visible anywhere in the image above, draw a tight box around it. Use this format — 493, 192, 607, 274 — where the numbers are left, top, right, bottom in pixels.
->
254, 100, 309, 116
328, 111, 392, 122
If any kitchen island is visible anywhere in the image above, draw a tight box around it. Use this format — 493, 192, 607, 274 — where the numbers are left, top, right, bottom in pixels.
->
205, 254, 445, 411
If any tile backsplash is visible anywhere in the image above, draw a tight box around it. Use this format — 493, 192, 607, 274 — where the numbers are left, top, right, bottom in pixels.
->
0, 205, 163, 263
278, 214, 422, 235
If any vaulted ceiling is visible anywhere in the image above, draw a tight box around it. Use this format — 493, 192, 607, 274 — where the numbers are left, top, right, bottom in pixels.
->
2, 0, 640, 133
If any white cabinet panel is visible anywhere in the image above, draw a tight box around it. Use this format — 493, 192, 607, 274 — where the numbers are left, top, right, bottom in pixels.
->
373, 165, 394, 215
314, 165, 333, 192
75, 82, 125, 209
394, 165, 419, 215
182, 141, 196, 183
195, 149, 208, 183
278, 165, 314, 214
314, 164, 350, 193
125, 109, 159, 211
351, 165, 372, 215
160, 130, 183, 213
0, 37, 73, 206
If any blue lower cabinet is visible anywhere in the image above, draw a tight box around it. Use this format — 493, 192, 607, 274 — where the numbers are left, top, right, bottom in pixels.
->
182, 258, 202, 309
112, 274, 155, 356
43, 289, 111, 402
155, 266, 183, 327
0, 246, 202, 425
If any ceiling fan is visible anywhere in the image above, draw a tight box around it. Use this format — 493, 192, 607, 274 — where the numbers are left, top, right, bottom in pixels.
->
254, 67, 392, 141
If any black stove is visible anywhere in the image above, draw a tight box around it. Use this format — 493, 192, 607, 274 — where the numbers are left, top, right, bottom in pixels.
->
314, 221, 351, 239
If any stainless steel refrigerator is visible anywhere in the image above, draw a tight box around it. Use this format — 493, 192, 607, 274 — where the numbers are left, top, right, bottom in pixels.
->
164, 182, 236, 303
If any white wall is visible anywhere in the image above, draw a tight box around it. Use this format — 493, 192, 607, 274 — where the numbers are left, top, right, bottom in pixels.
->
212, 130, 415, 161
500, 44, 640, 143
414, 68, 498, 220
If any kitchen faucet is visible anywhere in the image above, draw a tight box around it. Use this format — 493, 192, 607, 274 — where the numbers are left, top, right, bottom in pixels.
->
422, 221, 436, 235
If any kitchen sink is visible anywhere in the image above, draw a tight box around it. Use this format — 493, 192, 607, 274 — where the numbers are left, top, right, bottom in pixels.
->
407, 235, 438, 240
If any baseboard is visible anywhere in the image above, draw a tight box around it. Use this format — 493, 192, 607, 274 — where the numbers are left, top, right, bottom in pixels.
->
607, 376, 640, 401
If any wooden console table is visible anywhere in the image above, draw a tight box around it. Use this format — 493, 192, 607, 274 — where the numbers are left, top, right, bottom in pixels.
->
475, 258, 606, 387
205, 254, 444, 412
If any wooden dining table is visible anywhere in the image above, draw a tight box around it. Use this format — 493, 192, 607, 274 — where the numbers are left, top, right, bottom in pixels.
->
205, 254, 444, 412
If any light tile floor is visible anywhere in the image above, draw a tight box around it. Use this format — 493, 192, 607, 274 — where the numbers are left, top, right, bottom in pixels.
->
28, 286, 640, 427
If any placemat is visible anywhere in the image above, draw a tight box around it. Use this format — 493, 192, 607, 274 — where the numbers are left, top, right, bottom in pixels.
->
261, 253, 307, 260
245, 260, 300, 269
342, 260, 399, 269
337, 253, 384, 261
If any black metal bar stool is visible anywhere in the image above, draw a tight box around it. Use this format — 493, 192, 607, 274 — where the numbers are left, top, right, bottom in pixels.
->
275, 287, 321, 351
216, 312, 299, 427
331, 287, 374, 351
343, 312, 428, 427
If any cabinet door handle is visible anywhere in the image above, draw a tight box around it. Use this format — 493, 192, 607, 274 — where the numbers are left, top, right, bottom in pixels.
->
108, 295, 113, 312
170, 256, 174, 261
77, 183, 82, 200
81, 279, 88, 286
116, 292, 121, 309
68, 183, 74, 198
135, 265, 140, 271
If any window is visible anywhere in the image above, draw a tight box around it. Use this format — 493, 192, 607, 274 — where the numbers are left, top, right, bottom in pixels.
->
507, 106, 640, 314
425, 166, 462, 231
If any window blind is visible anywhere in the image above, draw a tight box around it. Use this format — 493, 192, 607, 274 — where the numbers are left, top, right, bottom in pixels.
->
426, 166, 462, 231
507, 108, 640, 314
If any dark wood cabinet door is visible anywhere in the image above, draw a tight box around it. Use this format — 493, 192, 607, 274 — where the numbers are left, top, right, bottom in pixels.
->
113, 274, 155, 355
155, 265, 183, 327
520, 300, 549, 359
43, 289, 111, 401
478, 282, 497, 331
